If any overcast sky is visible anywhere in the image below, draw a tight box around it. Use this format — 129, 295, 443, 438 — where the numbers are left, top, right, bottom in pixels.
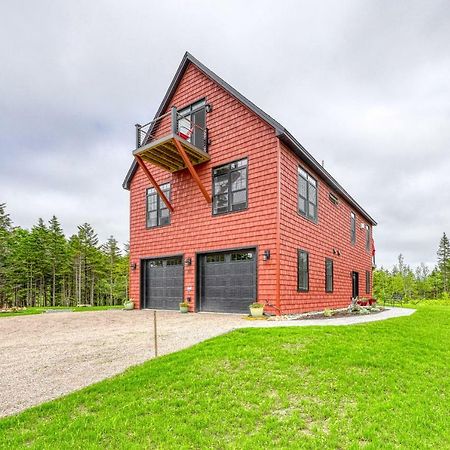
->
1, 0, 449, 268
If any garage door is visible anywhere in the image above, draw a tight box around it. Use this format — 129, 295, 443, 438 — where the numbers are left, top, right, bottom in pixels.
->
198, 249, 256, 313
142, 256, 183, 310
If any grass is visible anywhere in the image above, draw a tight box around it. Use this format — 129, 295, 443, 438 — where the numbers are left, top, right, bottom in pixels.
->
0, 305, 123, 318
0, 305, 449, 449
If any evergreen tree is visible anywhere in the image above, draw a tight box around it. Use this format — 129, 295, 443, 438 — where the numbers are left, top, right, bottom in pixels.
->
102, 236, 121, 305
437, 233, 450, 292
48, 216, 67, 306
76, 223, 100, 305
0, 203, 12, 305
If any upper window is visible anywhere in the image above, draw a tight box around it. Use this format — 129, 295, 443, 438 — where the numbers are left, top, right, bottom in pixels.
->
146, 183, 171, 228
325, 258, 334, 293
213, 158, 248, 215
350, 212, 356, 244
298, 167, 317, 221
365, 224, 371, 252
177, 99, 206, 151
297, 250, 309, 292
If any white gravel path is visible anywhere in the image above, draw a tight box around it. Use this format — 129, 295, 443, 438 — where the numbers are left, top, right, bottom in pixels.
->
0, 307, 414, 418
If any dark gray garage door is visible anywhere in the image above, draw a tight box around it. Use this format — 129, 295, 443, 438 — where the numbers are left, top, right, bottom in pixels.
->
142, 256, 183, 310
198, 249, 256, 313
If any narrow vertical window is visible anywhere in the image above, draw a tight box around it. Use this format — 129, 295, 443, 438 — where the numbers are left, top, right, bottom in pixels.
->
146, 183, 171, 228
297, 250, 309, 292
298, 167, 317, 221
365, 224, 371, 252
325, 258, 333, 293
351, 212, 356, 244
366, 270, 371, 294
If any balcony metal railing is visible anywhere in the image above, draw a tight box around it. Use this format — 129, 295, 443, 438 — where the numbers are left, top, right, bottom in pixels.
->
135, 106, 208, 152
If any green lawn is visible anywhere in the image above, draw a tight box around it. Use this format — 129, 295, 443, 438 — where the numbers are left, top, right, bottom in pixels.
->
0, 306, 449, 449
0, 305, 123, 318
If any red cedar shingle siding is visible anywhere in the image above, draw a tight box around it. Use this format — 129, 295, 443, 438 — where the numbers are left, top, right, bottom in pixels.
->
279, 143, 373, 313
130, 63, 279, 311
128, 61, 374, 313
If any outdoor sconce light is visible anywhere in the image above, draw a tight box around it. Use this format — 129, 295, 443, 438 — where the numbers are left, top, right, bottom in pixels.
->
333, 248, 337, 254
130, 262, 137, 271
205, 103, 212, 113
184, 257, 192, 266
263, 250, 271, 261
337, 250, 341, 256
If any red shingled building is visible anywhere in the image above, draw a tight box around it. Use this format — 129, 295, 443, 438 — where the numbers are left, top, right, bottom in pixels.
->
123, 52, 376, 314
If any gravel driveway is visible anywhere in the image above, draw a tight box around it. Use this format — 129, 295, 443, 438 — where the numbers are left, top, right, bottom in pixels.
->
0, 307, 413, 418
0, 310, 245, 418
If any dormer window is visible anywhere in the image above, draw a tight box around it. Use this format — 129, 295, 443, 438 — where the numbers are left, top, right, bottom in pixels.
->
177, 99, 206, 150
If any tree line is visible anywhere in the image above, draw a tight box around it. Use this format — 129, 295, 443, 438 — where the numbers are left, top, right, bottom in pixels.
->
0, 203, 129, 308
373, 232, 450, 302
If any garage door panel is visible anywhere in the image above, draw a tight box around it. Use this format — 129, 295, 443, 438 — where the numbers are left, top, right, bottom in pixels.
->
200, 249, 256, 313
143, 257, 183, 310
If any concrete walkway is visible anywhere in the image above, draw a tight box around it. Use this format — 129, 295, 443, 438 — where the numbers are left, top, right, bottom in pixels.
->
246, 306, 416, 328
0, 306, 414, 418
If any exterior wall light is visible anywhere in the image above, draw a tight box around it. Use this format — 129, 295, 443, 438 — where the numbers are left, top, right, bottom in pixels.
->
185, 257, 192, 266
263, 250, 271, 261
205, 103, 212, 113
130, 262, 137, 271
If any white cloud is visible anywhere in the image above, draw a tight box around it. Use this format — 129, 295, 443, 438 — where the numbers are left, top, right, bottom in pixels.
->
1, 0, 449, 268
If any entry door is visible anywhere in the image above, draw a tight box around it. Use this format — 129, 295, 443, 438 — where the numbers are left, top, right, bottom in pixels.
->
352, 271, 359, 298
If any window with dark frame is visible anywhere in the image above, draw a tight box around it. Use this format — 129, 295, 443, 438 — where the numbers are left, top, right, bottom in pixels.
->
213, 158, 248, 215
177, 99, 207, 151
146, 183, 171, 228
366, 270, 371, 294
351, 212, 356, 244
297, 250, 309, 292
298, 167, 317, 221
325, 258, 333, 293
365, 224, 371, 252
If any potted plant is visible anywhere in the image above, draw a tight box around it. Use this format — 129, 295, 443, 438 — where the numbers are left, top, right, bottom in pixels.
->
179, 300, 189, 313
249, 302, 264, 317
123, 300, 134, 310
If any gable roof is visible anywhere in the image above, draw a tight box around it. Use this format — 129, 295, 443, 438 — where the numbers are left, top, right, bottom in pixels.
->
123, 52, 377, 226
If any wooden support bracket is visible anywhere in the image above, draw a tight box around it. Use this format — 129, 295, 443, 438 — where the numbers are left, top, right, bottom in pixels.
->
134, 155, 174, 212
172, 138, 212, 204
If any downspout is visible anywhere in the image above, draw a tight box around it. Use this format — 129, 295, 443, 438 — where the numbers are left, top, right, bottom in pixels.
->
275, 137, 282, 315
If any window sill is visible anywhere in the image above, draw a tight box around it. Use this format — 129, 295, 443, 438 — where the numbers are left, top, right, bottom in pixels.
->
146, 223, 171, 230
297, 210, 318, 225
212, 206, 249, 217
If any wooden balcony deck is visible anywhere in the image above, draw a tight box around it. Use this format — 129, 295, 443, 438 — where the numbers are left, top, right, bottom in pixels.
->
132, 133, 210, 173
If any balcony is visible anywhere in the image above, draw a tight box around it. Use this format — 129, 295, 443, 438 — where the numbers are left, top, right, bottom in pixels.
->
133, 107, 210, 173
132, 106, 212, 207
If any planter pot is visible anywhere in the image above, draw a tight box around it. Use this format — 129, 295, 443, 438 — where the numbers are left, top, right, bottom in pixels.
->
123, 302, 134, 310
250, 306, 264, 317
180, 305, 189, 314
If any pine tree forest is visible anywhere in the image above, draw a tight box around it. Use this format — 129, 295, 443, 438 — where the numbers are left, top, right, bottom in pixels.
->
0, 203, 129, 308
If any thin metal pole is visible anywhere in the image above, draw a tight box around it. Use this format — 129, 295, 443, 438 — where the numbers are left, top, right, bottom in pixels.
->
153, 310, 158, 357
